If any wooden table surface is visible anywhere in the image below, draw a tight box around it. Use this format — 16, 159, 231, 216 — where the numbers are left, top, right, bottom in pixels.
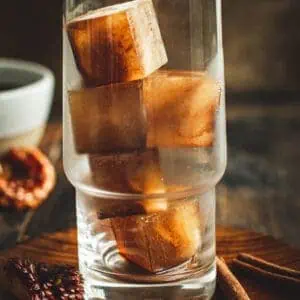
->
1, 226, 300, 299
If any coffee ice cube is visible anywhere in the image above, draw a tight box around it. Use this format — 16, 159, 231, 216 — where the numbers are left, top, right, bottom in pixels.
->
144, 70, 221, 147
67, 0, 167, 86
68, 81, 147, 154
126, 150, 167, 213
111, 199, 202, 273
89, 149, 161, 192
89, 149, 167, 218
69, 70, 219, 154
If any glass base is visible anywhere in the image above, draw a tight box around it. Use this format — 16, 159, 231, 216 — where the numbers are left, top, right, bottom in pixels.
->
81, 262, 216, 300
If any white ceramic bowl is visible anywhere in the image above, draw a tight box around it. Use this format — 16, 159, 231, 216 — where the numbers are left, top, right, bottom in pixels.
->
0, 58, 55, 155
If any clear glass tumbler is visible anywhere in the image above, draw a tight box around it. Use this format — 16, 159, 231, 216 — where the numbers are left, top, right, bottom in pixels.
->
63, 0, 226, 299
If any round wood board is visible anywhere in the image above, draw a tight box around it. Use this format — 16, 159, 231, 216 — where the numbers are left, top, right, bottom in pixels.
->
0, 226, 299, 300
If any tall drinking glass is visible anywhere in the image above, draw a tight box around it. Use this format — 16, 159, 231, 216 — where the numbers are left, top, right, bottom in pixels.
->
63, 0, 226, 298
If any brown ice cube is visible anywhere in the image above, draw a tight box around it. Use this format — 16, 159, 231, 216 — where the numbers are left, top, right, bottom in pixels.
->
69, 70, 219, 154
111, 199, 202, 273
67, 0, 167, 86
68, 81, 147, 154
126, 150, 167, 213
89, 149, 167, 218
89, 149, 160, 192
144, 70, 221, 147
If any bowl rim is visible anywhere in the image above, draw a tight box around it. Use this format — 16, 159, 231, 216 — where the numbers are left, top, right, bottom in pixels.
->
0, 58, 54, 101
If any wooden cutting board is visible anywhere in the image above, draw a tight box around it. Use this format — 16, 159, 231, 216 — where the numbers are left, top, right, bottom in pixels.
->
0, 226, 299, 300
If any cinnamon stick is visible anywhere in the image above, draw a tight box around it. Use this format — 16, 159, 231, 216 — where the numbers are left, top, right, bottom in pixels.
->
216, 257, 251, 300
237, 253, 300, 279
232, 258, 300, 290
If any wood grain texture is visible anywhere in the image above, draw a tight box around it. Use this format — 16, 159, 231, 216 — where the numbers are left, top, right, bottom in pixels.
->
0, 226, 299, 299
216, 227, 300, 300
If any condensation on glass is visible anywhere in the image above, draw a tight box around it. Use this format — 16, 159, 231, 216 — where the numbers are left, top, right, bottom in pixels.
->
63, 0, 226, 298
